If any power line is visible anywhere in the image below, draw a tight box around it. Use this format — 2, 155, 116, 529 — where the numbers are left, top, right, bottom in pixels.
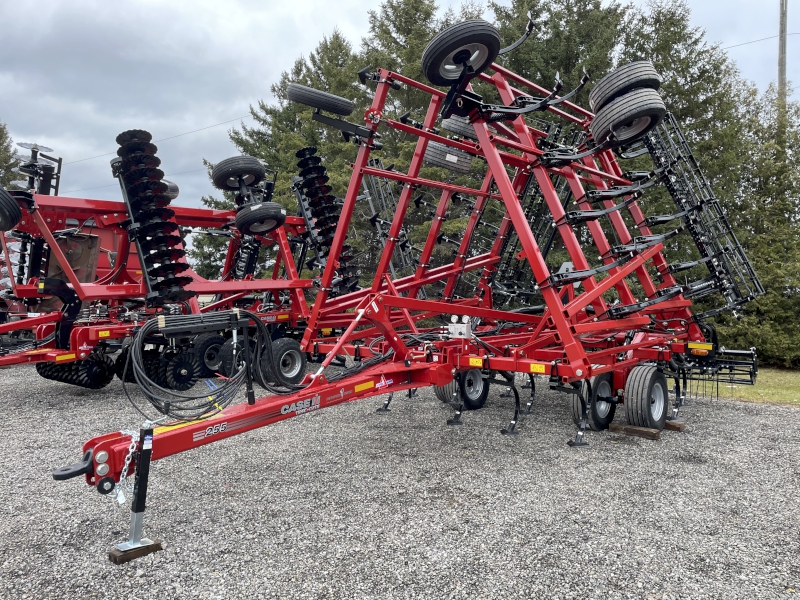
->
721, 32, 799, 50
64, 115, 252, 165
62, 167, 208, 194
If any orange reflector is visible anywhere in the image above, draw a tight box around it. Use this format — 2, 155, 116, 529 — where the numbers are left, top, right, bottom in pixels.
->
690, 348, 709, 356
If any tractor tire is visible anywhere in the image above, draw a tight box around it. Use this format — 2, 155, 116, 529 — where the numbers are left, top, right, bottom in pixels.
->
624, 365, 669, 430
422, 20, 501, 87
441, 115, 478, 140
235, 201, 287, 235
423, 141, 473, 174
588, 61, 661, 113
570, 372, 616, 431
192, 333, 226, 377
211, 156, 266, 191
286, 83, 355, 116
271, 337, 307, 385
588, 87, 666, 148
0, 186, 22, 232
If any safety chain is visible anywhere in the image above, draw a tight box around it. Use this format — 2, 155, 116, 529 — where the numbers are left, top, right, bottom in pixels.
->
114, 430, 138, 502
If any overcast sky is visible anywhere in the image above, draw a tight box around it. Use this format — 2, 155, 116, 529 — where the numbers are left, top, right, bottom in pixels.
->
1, 0, 796, 207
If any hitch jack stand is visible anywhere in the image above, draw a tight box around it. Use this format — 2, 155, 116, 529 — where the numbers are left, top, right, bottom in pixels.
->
109, 427, 162, 565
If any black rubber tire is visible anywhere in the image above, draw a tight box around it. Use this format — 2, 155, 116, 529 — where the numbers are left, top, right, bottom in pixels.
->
588, 87, 666, 148
457, 369, 489, 410
588, 61, 661, 113
441, 115, 478, 140
235, 201, 287, 235
211, 156, 266, 191
423, 141, 473, 174
434, 377, 459, 403
570, 372, 616, 431
114, 347, 137, 382
286, 83, 355, 116
219, 337, 256, 377
162, 179, 179, 200
624, 365, 669, 430
0, 186, 22, 232
192, 333, 226, 377
422, 20, 501, 87
271, 337, 307, 385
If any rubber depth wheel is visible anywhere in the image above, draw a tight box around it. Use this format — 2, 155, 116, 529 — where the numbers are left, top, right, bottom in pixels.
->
271, 337, 307, 385
624, 365, 669, 430
422, 20, 501, 87
423, 141, 473, 174
458, 369, 489, 410
588, 87, 666, 148
211, 156, 266, 191
286, 83, 355, 116
570, 372, 616, 431
0, 186, 22, 232
588, 61, 661, 113
165, 353, 201, 391
219, 337, 256, 377
235, 201, 287, 235
115, 347, 136, 382
162, 179, 179, 200
441, 115, 478, 140
192, 333, 226, 377
434, 378, 459, 403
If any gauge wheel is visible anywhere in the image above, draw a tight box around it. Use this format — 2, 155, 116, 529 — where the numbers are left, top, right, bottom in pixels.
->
271, 337, 307, 385
624, 365, 669, 430
422, 20, 501, 87
570, 372, 616, 431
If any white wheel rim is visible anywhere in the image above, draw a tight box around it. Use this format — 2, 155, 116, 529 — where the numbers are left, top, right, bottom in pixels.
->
614, 116, 652, 140
463, 369, 484, 400
439, 43, 490, 81
595, 380, 612, 418
249, 218, 276, 233
650, 381, 665, 420
280, 349, 303, 379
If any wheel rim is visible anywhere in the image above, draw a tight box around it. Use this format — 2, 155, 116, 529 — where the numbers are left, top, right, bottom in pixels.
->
249, 218, 277, 233
595, 380, 612, 418
438, 43, 491, 82
204, 344, 222, 371
225, 173, 256, 188
463, 369, 484, 401
650, 381, 665, 420
279, 349, 303, 379
614, 116, 652, 141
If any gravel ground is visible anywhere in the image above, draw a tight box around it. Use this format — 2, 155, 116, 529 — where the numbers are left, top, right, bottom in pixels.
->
1, 364, 798, 600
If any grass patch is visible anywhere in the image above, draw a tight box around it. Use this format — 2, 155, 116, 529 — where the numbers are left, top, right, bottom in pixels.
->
719, 368, 800, 407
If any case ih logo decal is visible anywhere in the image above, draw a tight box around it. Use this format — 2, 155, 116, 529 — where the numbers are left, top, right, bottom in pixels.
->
280, 394, 321, 416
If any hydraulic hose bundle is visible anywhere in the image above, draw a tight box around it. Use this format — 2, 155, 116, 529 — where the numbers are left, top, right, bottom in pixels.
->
121, 310, 307, 422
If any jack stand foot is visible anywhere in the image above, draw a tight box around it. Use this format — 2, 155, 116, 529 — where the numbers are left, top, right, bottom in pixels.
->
407, 388, 417, 399
666, 414, 685, 422
108, 539, 162, 565
376, 393, 393, 412
499, 386, 511, 398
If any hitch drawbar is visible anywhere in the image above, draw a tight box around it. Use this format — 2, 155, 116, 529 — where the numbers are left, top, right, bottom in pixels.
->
52, 448, 94, 481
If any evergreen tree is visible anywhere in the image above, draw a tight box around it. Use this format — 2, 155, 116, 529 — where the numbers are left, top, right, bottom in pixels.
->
0, 120, 19, 189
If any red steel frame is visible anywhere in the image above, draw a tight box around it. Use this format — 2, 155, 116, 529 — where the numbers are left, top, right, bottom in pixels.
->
70, 62, 711, 490
0, 195, 313, 367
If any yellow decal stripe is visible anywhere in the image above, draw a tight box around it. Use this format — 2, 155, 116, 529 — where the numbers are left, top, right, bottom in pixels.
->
687, 342, 713, 350
354, 381, 374, 393
55, 353, 76, 362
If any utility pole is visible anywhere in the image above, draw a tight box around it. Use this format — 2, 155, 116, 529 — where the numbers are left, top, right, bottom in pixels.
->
778, 0, 788, 149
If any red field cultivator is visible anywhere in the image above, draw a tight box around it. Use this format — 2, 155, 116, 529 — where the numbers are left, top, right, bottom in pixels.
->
34, 18, 762, 561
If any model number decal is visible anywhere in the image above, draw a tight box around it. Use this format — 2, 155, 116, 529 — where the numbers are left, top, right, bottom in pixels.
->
204, 422, 228, 437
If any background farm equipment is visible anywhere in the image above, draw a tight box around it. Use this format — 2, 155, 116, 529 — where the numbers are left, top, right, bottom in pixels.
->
35, 16, 764, 562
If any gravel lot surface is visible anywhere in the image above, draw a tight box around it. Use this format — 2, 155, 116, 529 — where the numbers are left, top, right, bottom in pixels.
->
1, 364, 798, 600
